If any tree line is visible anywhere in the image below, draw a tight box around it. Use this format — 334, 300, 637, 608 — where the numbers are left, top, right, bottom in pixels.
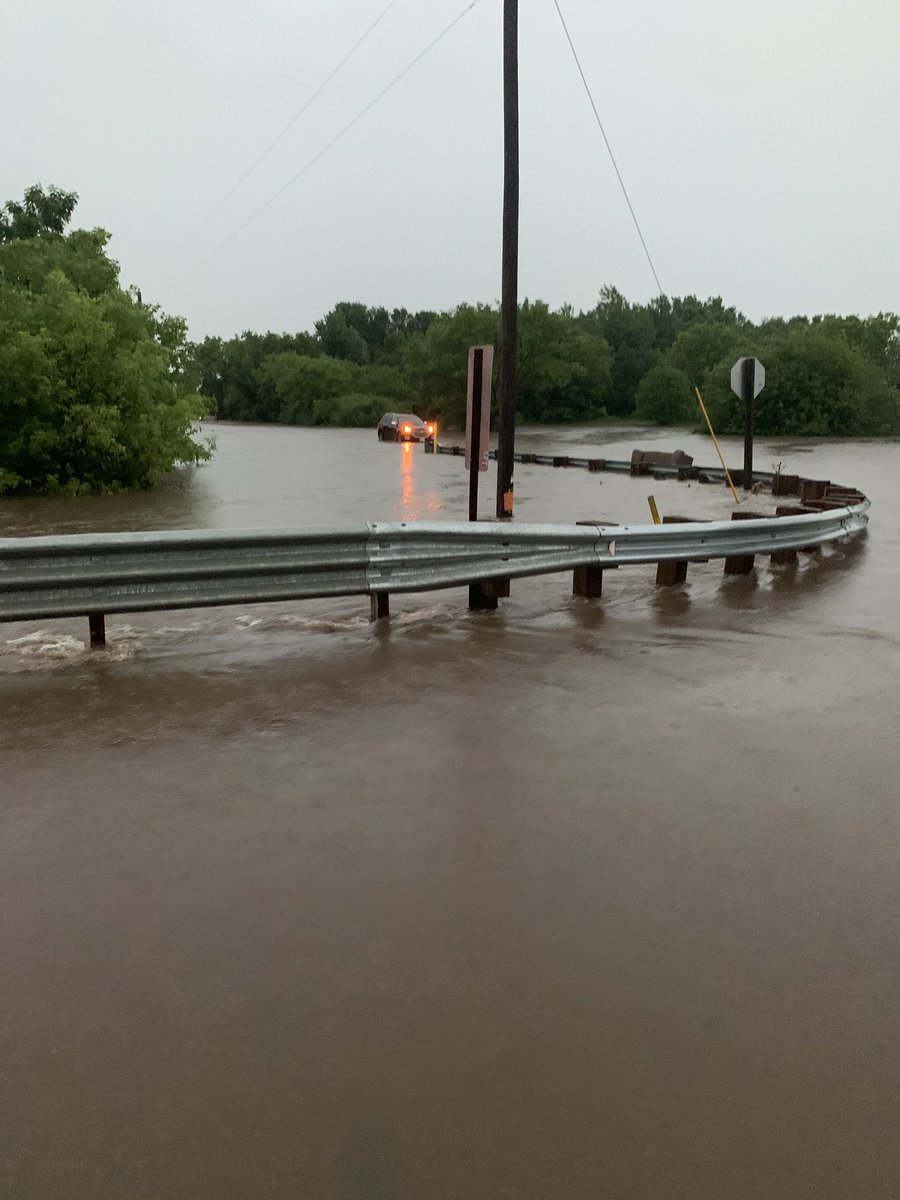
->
197, 293, 900, 439
2, 182, 898, 496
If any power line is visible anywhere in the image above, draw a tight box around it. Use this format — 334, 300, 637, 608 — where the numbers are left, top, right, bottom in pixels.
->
552, 0, 665, 297
171, 0, 400, 260
179, 0, 483, 283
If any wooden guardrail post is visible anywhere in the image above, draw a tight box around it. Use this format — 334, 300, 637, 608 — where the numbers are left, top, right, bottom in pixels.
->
724, 510, 765, 574
656, 516, 691, 586
369, 594, 390, 621
572, 520, 618, 597
88, 614, 106, 647
468, 583, 499, 610
771, 506, 810, 564
800, 479, 830, 503
773, 504, 822, 557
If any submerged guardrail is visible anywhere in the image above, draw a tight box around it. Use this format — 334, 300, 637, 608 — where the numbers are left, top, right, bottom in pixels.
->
0, 480, 870, 645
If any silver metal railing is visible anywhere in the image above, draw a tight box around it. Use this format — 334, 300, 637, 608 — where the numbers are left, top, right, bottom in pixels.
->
0, 499, 870, 624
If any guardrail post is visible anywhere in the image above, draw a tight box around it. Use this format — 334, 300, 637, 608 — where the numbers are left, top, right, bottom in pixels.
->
468, 583, 499, 610
724, 511, 764, 574
88, 614, 106, 648
572, 520, 618, 596
772, 473, 800, 496
771, 506, 809, 564
656, 516, 691, 586
800, 479, 830, 503
369, 594, 390, 621
573, 565, 606, 597
773, 505, 820, 557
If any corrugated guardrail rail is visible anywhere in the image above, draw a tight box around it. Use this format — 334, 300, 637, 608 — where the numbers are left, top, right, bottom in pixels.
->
0, 494, 870, 631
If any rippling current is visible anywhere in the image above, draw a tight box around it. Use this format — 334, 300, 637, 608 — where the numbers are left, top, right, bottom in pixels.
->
2, 422, 899, 1199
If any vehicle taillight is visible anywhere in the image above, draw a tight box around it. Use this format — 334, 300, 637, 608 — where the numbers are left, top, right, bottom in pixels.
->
427, 424, 434, 434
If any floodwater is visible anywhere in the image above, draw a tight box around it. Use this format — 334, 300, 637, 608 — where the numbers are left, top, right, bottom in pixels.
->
2, 423, 899, 1199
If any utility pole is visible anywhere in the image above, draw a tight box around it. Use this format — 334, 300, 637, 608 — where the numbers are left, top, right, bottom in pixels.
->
495, 0, 519, 519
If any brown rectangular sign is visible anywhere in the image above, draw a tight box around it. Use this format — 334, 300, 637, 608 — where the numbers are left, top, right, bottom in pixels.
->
465, 345, 494, 472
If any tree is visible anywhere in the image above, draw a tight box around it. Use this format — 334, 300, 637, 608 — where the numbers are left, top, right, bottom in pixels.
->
0, 184, 78, 242
702, 326, 899, 436
315, 310, 370, 364
516, 300, 611, 422
667, 321, 743, 385
634, 365, 693, 425
258, 354, 354, 424
582, 287, 657, 415
402, 303, 500, 425
0, 186, 210, 495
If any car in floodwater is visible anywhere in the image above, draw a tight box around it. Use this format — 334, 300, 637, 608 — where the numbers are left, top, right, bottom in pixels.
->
376, 413, 434, 443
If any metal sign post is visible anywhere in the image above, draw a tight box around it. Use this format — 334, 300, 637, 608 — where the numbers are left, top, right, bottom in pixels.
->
466, 345, 494, 521
730, 357, 765, 490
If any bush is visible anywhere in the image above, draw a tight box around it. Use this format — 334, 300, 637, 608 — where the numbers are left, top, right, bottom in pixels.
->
634, 365, 693, 425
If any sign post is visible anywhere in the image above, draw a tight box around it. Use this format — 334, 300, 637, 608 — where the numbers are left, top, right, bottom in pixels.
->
465, 345, 494, 521
730, 357, 765, 490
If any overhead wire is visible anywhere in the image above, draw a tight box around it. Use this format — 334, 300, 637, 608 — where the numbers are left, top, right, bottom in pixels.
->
178, 0, 483, 282
552, 0, 665, 297
172, 0, 401, 259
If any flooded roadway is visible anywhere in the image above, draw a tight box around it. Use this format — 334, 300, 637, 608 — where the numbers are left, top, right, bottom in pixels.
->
2, 424, 899, 1198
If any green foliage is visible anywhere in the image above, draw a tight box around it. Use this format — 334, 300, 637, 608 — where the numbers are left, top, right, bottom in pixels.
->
701, 325, 899, 436
314, 392, 391, 427
201, 330, 320, 421
667, 321, 743, 385
262, 354, 355, 424
582, 286, 657, 415
0, 186, 210, 495
634, 365, 693, 425
187, 282, 898, 439
0, 184, 78, 242
401, 303, 500, 425
516, 300, 611, 422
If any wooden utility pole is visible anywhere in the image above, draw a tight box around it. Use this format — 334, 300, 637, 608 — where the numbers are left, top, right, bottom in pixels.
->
495, 0, 519, 519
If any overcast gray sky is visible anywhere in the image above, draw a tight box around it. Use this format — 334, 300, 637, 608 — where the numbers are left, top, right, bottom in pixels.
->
4, 0, 898, 339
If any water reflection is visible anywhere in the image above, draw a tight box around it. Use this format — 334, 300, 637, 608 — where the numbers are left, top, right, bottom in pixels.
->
397, 441, 443, 520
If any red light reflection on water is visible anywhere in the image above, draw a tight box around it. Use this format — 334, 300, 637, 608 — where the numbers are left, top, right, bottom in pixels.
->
398, 440, 441, 518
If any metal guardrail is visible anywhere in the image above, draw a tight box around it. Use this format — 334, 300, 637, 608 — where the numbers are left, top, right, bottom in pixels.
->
0, 500, 870, 624
439, 444, 753, 480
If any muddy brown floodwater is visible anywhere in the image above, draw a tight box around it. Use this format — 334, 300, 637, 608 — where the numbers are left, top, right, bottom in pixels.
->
2, 423, 899, 1199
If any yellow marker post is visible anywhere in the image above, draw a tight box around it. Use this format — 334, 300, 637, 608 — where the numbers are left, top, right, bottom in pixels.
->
647, 495, 661, 525
694, 386, 740, 504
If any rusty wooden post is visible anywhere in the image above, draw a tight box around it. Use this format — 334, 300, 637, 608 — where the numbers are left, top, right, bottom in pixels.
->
88, 614, 106, 648
468, 583, 499, 611
481, 578, 510, 599
724, 510, 764, 575
573, 565, 608, 597
572, 520, 618, 596
771, 506, 807, 565
772, 473, 800, 497
369, 593, 390, 621
773, 504, 820, 557
800, 479, 830, 503
655, 515, 690, 587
